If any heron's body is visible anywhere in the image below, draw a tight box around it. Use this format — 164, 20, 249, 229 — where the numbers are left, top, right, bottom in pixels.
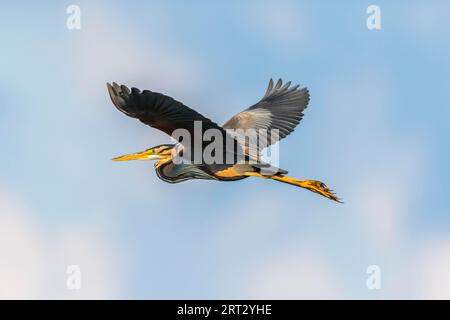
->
108, 79, 341, 202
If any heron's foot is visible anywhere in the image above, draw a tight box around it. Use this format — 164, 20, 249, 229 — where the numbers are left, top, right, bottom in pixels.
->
302, 180, 343, 203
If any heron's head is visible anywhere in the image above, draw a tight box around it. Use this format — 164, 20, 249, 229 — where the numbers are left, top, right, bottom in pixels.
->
112, 144, 175, 162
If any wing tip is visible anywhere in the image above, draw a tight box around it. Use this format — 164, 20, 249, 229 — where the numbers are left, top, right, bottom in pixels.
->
106, 82, 116, 100
107, 82, 134, 116
106, 82, 123, 95
265, 78, 308, 98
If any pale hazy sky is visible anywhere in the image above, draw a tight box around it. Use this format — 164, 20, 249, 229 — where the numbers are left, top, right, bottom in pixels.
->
0, 1, 450, 299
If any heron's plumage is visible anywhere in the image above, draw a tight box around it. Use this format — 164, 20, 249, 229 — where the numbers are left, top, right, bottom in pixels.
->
223, 78, 310, 153
107, 82, 243, 168
107, 82, 224, 141
108, 78, 341, 202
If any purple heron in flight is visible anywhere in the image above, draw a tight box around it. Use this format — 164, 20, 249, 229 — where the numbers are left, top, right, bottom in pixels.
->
108, 79, 341, 202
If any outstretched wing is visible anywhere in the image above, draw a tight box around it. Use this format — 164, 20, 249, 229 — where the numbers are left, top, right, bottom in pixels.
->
107, 82, 223, 138
222, 78, 310, 154
107, 82, 243, 167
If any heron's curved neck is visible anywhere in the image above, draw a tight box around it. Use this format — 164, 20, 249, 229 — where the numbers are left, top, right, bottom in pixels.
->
154, 155, 173, 169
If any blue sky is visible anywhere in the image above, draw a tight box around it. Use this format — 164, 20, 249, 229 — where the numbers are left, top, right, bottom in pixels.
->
0, 1, 449, 299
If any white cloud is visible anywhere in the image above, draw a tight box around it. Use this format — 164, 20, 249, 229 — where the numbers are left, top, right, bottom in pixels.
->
54, 229, 120, 299
69, 3, 207, 99
245, 248, 340, 299
0, 191, 120, 299
322, 67, 427, 251
351, 142, 426, 250
416, 240, 450, 299
354, 182, 404, 247
0, 193, 47, 299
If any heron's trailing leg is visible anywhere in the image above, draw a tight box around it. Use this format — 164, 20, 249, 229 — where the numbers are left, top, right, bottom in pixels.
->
246, 172, 342, 203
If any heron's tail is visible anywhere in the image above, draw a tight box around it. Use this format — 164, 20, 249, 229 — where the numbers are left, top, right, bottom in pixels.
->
270, 175, 342, 202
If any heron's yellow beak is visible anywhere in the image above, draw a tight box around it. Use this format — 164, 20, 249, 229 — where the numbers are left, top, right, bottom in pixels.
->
112, 149, 159, 161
